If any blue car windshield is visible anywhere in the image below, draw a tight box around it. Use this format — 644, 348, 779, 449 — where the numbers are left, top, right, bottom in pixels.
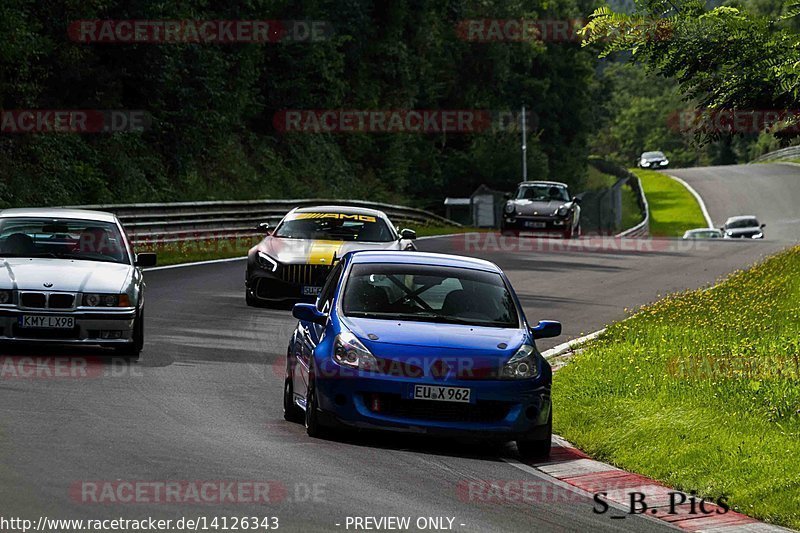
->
342, 263, 520, 328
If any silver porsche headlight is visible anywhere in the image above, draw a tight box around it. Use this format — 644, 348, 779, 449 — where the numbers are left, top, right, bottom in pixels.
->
257, 251, 278, 272
501, 344, 540, 380
556, 205, 570, 217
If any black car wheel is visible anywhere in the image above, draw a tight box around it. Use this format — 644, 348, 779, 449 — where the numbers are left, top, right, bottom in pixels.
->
304, 374, 333, 439
283, 378, 303, 423
516, 410, 552, 460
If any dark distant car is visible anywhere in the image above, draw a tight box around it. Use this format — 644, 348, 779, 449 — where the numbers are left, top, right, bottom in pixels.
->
721, 216, 765, 239
501, 181, 581, 238
639, 151, 669, 169
246, 206, 417, 305
682, 228, 724, 240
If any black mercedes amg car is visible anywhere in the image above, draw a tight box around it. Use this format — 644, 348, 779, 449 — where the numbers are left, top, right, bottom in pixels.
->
501, 181, 581, 238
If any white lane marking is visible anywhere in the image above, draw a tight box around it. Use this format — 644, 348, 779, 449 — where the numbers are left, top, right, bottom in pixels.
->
144, 256, 247, 272
416, 231, 480, 241
666, 173, 715, 229
541, 328, 606, 360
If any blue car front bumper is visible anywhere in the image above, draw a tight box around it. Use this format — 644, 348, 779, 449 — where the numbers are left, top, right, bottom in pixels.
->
313, 362, 551, 439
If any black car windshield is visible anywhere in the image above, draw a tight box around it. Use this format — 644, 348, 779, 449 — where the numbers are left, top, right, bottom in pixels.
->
642, 151, 665, 159
727, 218, 759, 229
342, 263, 520, 328
274, 212, 395, 242
516, 184, 570, 202
0, 217, 130, 264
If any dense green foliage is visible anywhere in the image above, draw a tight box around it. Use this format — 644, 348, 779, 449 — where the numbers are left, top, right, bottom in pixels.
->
554, 245, 800, 528
582, 0, 800, 165
0, 0, 601, 210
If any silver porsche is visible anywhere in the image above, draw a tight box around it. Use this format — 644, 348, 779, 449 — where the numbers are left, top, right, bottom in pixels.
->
0, 208, 157, 355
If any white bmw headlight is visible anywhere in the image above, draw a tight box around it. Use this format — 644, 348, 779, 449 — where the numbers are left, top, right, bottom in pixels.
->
334, 330, 378, 370
501, 344, 540, 380
661, 159, 669, 165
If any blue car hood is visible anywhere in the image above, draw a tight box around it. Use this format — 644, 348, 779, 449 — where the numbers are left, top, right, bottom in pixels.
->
341, 317, 527, 379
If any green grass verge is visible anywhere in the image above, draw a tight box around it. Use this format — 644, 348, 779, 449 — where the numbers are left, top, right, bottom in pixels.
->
136, 237, 260, 267
554, 245, 800, 529
631, 169, 707, 236
136, 225, 480, 267
586, 166, 644, 232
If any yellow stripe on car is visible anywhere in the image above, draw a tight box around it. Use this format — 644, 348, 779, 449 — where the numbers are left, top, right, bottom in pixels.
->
308, 240, 344, 265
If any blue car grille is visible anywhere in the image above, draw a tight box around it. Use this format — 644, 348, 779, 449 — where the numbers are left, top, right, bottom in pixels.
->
366, 393, 511, 423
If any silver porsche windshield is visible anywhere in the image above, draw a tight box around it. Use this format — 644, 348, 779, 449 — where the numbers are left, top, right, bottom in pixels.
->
0, 217, 130, 264
274, 212, 395, 242
516, 184, 570, 202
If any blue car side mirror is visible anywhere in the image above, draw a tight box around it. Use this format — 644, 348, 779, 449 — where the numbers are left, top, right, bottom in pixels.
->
292, 303, 328, 325
531, 320, 561, 339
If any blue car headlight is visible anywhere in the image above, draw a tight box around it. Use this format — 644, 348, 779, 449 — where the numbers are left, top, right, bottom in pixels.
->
334, 330, 379, 370
257, 251, 278, 272
501, 344, 540, 379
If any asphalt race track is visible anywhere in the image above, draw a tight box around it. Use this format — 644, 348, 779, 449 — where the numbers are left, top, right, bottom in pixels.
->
670, 163, 800, 241
0, 164, 796, 532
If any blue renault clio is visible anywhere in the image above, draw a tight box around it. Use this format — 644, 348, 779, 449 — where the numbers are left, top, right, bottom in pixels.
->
283, 251, 560, 458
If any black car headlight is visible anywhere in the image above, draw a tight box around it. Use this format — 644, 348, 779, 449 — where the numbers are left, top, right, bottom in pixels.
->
0, 290, 12, 305
501, 344, 540, 379
83, 293, 131, 307
257, 251, 278, 272
333, 330, 378, 370
504, 202, 516, 214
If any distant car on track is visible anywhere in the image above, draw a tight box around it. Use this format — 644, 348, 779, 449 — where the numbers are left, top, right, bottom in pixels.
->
0, 208, 156, 356
501, 181, 581, 238
246, 206, 417, 306
639, 151, 669, 169
721, 216, 765, 239
283, 250, 559, 459
682, 228, 724, 239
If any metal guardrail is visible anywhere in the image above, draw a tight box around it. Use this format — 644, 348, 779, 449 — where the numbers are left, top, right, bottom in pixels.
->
587, 157, 650, 237
616, 171, 650, 238
752, 146, 800, 162
66, 199, 462, 245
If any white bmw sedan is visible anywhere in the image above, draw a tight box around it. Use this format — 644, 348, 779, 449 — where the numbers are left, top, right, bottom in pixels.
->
0, 208, 156, 356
